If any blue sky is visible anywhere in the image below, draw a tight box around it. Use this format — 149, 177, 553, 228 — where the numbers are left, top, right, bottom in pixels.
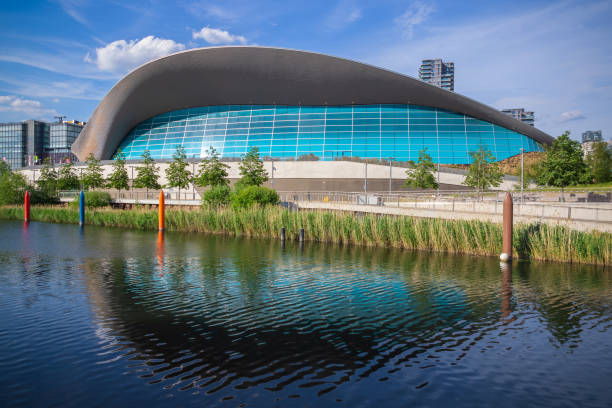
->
1, 0, 610, 141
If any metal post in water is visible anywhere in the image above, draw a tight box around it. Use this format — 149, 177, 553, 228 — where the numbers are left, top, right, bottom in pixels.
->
280, 227, 286, 241
24, 190, 30, 222
79, 190, 85, 226
299, 228, 304, 242
158, 190, 165, 231
500, 192, 513, 263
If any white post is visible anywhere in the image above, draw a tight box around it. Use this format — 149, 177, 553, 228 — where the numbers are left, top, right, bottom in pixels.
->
364, 162, 368, 194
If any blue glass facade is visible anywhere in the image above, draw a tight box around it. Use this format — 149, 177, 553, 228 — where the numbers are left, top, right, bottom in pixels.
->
115, 104, 544, 164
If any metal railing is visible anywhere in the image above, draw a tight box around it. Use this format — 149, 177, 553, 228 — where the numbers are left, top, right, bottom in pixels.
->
277, 190, 612, 224
58, 190, 201, 202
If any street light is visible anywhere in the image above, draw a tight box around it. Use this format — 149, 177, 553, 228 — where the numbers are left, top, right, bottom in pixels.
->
388, 157, 395, 194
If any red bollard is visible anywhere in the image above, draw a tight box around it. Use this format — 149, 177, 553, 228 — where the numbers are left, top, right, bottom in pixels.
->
24, 190, 30, 223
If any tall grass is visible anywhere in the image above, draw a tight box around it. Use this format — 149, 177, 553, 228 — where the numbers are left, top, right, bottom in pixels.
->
0, 205, 610, 265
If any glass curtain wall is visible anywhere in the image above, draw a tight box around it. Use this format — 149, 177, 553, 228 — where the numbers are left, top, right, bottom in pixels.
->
115, 104, 544, 164
0, 123, 26, 169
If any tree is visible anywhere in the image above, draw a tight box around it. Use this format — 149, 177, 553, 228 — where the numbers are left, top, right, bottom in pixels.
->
194, 146, 229, 188
82, 153, 105, 190
165, 145, 192, 197
536, 132, 590, 188
37, 158, 58, 195
463, 146, 503, 193
0, 160, 10, 176
237, 147, 268, 188
133, 150, 161, 192
0, 166, 28, 205
585, 141, 611, 184
107, 150, 130, 192
57, 162, 81, 191
404, 148, 438, 189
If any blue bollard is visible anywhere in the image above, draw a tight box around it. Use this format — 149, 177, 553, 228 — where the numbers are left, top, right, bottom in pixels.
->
79, 191, 85, 226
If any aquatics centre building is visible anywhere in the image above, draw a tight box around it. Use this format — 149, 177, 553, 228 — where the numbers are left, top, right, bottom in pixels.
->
71, 47, 554, 164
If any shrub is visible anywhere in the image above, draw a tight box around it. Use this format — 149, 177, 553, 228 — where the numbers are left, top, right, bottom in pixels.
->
69, 191, 112, 208
202, 185, 231, 208
231, 185, 279, 208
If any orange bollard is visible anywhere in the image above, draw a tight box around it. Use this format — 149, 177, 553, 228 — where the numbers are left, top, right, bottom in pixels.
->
24, 190, 30, 222
158, 190, 165, 231
500, 192, 513, 262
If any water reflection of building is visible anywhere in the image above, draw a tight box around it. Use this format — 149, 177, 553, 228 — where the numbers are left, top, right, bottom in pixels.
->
76, 232, 610, 398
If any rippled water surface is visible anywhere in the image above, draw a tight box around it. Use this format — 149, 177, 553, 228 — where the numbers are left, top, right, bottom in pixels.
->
1, 220, 611, 407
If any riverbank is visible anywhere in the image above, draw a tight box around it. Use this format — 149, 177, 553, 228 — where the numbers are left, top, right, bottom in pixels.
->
1, 205, 610, 265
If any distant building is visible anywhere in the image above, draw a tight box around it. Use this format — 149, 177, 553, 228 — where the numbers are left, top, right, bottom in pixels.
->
581, 130, 605, 158
0, 120, 48, 169
501, 108, 535, 127
419, 59, 454, 91
0, 118, 83, 169
582, 130, 602, 143
48, 120, 84, 163
0, 122, 27, 169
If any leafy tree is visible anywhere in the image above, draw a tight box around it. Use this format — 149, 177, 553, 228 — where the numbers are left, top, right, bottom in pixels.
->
82, 153, 105, 190
194, 147, 229, 188
585, 141, 611, 184
463, 146, 503, 193
0, 167, 28, 205
107, 150, 130, 192
37, 158, 58, 195
237, 147, 268, 188
165, 146, 192, 197
404, 148, 439, 189
0, 160, 10, 176
133, 150, 161, 192
57, 162, 81, 191
536, 132, 590, 188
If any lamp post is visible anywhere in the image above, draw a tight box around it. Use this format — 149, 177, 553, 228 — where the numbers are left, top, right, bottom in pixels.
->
388, 157, 395, 194
364, 162, 368, 194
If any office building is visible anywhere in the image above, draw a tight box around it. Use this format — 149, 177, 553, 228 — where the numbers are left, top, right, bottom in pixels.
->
72, 47, 553, 165
48, 120, 84, 163
419, 59, 454, 91
582, 130, 602, 143
501, 109, 535, 127
0, 120, 48, 169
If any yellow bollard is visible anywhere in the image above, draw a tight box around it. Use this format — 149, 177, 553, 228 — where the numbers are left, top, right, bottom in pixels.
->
158, 191, 165, 231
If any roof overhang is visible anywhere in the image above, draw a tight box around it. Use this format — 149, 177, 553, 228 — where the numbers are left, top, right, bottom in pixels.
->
72, 46, 555, 160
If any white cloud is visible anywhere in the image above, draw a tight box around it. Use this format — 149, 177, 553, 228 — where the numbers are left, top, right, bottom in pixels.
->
325, 0, 362, 31
0, 95, 56, 118
394, 1, 434, 38
559, 110, 586, 122
192, 27, 247, 45
59, 0, 89, 26
86, 36, 185, 74
367, 1, 612, 139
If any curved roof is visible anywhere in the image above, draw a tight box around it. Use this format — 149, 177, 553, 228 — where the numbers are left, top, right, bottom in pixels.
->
72, 46, 554, 160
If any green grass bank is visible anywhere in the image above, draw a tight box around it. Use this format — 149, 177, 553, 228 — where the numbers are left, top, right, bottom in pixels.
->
1, 205, 610, 265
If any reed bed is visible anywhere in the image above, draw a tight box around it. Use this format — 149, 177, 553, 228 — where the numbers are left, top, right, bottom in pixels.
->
1, 205, 610, 265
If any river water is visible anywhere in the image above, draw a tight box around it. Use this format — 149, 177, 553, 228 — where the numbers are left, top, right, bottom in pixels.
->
0, 220, 611, 407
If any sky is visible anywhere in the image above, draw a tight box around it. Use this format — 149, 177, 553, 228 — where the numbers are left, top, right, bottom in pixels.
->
0, 0, 610, 141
